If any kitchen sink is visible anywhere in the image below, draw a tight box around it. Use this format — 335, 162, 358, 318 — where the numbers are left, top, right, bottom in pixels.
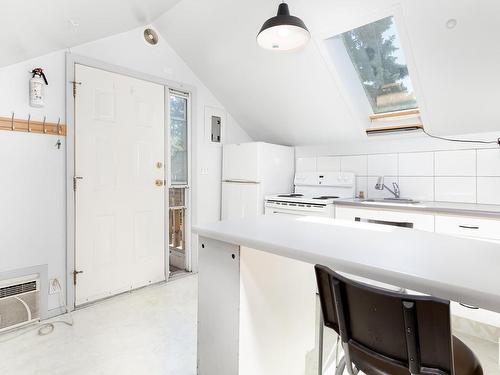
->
361, 198, 420, 204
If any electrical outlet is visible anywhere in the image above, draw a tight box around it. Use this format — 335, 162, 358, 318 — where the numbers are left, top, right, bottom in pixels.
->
48, 278, 60, 295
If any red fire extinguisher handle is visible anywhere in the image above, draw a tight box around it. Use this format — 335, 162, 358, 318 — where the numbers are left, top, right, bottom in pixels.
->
31, 68, 48, 85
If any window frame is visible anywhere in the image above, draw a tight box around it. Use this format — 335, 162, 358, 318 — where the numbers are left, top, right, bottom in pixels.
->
168, 89, 190, 187
315, 5, 428, 132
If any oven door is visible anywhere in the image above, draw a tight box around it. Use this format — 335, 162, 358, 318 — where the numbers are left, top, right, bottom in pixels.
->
264, 201, 330, 217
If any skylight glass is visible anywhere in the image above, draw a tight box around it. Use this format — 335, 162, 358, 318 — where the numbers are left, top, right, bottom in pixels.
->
340, 16, 418, 114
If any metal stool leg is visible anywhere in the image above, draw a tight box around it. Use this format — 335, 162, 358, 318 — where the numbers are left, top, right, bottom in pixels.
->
335, 356, 360, 375
335, 356, 346, 375
318, 311, 324, 375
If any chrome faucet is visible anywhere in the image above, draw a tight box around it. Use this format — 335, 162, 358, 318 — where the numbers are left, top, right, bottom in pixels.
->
375, 176, 400, 199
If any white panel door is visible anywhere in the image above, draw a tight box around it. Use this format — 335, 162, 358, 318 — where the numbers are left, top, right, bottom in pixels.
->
221, 182, 261, 220
75, 64, 165, 305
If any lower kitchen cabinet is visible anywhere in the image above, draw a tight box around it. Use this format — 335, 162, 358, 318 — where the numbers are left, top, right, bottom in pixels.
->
335, 205, 500, 341
435, 214, 500, 241
435, 214, 500, 340
335, 206, 435, 231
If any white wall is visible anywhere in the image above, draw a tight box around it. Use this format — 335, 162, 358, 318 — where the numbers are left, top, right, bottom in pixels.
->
0, 26, 251, 313
296, 132, 500, 204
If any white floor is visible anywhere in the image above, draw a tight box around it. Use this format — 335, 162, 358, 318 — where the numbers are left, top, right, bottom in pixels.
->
0, 274, 498, 375
0, 275, 197, 375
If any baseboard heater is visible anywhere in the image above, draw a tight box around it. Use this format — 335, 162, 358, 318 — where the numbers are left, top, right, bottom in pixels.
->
0, 275, 40, 332
366, 123, 423, 135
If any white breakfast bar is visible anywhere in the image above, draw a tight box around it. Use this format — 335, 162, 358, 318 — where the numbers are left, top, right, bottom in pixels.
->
193, 215, 500, 375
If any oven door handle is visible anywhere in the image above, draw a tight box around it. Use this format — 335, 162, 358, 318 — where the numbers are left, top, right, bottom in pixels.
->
272, 210, 306, 216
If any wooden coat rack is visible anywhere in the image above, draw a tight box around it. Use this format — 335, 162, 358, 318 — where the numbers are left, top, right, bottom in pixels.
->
0, 113, 66, 136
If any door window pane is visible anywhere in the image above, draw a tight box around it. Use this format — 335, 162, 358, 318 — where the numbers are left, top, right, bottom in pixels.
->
169, 208, 185, 252
338, 16, 418, 114
169, 187, 185, 207
170, 94, 188, 184
169, 187, 186, 270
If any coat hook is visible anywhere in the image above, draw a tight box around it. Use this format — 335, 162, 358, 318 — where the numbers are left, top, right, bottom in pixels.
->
42, 116, 47, 134
57, 117, 61, 135
11, 112, 15, 130
27, 114, 31, 132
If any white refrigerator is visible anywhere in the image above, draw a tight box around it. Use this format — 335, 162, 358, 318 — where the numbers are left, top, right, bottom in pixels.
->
221, 142, 294, 220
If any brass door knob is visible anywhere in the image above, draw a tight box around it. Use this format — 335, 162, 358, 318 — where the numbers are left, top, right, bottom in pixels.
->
156, 162, 163, 169
155, 179, 164, 187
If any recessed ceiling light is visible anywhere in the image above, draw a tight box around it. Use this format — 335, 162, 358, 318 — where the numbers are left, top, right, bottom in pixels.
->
68, 18, 80, 27
446, 18, 458, 29
144, 28, 159, 45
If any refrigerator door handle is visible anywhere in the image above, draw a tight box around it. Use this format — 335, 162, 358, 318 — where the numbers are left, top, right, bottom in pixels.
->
223, 180, 260, 184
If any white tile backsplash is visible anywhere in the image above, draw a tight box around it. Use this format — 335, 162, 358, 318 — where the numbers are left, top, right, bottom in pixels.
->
435, 150, 476, 176
398, 177, 434, 201
398, 152, 434, 176
341, 155, 367, 175
477, 149, 500, 176
296, 147, 500, 205
296, 157, 317, 172
317, 156, 340, 172
435, 177, 476, 203
367, 176, 398, 199
477, 177, 500, 205
367, 154, 398, 176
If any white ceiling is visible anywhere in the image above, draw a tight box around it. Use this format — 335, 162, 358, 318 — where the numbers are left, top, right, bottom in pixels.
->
3, 0, 500, 146
0, 0, 180, 67
154, 0, 500, 145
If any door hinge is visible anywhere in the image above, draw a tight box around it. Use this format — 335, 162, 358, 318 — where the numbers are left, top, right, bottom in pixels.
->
73, 176, 83, 191
73, 270, 84, 285
72, 81, 82, 97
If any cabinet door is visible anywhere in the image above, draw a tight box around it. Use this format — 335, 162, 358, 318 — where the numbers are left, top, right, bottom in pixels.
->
335, 206, 435, 232
435, 214, 500, 241
435, 214, 500, 331
198, 238, 240, 375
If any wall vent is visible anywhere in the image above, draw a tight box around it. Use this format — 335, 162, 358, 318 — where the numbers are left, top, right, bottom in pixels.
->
0, 275, 40, 333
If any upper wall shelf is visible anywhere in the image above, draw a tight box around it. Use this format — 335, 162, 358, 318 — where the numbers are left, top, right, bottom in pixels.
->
0, 115, 66, 136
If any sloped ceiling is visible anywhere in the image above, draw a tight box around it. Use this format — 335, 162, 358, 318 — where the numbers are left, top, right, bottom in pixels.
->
154, 0, 500, 146
0, 0, 181, 67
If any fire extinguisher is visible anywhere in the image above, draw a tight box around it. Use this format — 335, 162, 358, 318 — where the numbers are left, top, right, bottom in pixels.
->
29, 68, 48, 108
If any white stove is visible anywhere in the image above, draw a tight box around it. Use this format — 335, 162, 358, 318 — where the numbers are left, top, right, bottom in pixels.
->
265, 172, 356, 218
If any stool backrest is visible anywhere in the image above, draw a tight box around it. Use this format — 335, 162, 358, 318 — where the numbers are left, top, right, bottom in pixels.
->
315, 265, 454, 375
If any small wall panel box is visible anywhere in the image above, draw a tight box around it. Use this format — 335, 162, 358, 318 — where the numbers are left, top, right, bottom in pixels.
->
211, 115, 221, 143
0, 275, 40, 332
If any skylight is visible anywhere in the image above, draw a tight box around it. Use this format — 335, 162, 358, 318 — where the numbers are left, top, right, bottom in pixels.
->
339, 16, 418, 114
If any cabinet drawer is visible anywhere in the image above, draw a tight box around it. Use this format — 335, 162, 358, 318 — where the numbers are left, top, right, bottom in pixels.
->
435, 215, 500, 240
451, 301, 500, 329
335, 206, 434, 232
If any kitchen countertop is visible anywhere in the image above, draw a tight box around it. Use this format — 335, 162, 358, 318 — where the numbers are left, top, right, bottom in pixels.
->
335, 198, 500, 217
194, 215, 500, 313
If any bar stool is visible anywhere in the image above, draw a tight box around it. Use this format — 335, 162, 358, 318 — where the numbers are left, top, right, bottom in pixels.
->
315, 265, 483, 375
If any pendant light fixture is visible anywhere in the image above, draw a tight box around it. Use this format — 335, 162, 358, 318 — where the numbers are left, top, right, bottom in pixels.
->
257, 2, 310, 51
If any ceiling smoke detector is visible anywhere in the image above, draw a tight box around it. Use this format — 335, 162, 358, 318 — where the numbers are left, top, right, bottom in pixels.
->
446, 18, 458, 29
144, 28, 159, 45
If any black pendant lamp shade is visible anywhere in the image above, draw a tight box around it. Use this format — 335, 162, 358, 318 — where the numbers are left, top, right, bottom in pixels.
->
257, 3, 310, 51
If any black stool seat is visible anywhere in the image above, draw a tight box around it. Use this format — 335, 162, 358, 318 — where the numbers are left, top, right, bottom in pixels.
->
315, 265, 484, 375
349, 336, 482, 375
